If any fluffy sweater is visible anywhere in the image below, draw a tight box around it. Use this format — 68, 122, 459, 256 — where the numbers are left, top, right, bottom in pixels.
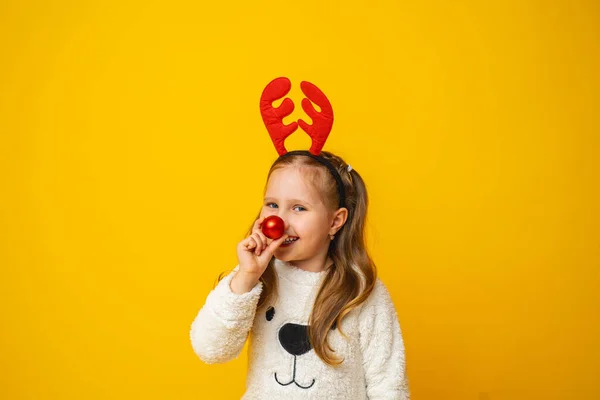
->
190, 258, 409, 399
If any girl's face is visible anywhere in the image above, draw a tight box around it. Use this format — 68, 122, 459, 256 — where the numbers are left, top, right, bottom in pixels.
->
262, 166, 338, 272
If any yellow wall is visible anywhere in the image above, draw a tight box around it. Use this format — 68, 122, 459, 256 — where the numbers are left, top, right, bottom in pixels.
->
1, 1, 598, 399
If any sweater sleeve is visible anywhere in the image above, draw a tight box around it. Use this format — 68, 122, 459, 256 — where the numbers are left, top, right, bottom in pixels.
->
190, 266, 263, 364
358, 279, 410, 399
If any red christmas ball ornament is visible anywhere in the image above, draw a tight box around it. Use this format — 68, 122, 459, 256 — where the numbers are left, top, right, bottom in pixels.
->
261, 215, 285, 240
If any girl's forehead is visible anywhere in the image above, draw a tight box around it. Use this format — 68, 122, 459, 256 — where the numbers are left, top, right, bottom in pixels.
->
265, 167, 321, 203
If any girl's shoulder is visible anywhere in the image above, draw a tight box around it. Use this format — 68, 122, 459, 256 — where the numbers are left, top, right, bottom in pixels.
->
358, 278, 398, 319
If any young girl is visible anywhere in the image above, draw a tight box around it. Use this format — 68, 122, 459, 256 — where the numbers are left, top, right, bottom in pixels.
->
190, 78, 409, 399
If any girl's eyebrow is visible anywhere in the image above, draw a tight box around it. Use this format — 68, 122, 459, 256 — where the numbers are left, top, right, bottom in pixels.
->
264, 197, 313, 207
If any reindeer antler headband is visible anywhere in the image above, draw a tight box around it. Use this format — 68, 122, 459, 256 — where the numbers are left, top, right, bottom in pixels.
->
259, 77, 349, 209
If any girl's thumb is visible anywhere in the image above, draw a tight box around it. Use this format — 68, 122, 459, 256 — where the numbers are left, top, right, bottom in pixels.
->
265, 234, 288, 254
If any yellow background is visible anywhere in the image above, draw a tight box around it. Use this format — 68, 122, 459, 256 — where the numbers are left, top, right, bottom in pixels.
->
1, 1, 598, 399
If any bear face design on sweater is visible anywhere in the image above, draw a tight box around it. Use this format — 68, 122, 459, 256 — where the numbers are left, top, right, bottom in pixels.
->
243, 259, 371, 398
264, 305, 338, 389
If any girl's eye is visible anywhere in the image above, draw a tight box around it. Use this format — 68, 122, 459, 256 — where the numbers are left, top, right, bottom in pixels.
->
266, 203, 305, 212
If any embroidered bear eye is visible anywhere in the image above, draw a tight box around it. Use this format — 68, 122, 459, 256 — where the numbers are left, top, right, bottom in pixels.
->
266, 306, 275, 321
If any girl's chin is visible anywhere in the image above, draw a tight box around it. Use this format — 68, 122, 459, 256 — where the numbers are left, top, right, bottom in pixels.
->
274, 248, 290, 255
273, 248, 294, 260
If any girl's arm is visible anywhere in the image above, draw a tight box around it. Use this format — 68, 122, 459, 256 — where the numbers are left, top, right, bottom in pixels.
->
358, 279, 410, 399
189, 266, 263, 364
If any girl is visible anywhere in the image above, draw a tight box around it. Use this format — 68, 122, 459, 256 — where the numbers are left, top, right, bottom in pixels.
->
190, 149, 410, 399
190, 77, 409, 400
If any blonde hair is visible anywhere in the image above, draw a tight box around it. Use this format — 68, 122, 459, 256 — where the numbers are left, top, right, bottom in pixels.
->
219, 150, 377, 366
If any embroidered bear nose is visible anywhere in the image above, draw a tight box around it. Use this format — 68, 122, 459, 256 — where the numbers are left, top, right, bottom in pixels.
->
278, 323, 312, 356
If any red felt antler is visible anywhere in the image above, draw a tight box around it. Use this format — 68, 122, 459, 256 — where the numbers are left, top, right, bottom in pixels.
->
298, 81, 334, 156
259, 77, 298, 156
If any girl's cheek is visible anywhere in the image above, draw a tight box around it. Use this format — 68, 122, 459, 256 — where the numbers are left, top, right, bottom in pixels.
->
261, 206, 275, 216
266, 210, 278, 217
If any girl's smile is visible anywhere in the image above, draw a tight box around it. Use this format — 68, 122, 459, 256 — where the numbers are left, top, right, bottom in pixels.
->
281, 236, 300, 246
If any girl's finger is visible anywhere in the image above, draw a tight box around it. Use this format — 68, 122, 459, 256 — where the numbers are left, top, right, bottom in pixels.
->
244, 237, 257, 251
253, 216, 266, 232
253, 229, 270, 251
251, 233, 264, 255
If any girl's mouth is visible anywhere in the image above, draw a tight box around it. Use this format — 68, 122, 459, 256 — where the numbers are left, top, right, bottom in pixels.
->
281, 237, 299, 247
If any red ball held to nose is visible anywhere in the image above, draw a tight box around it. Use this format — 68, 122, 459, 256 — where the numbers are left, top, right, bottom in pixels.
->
261, 215, 285, 240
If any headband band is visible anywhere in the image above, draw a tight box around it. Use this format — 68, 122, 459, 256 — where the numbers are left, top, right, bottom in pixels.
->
279, 150, 346, 208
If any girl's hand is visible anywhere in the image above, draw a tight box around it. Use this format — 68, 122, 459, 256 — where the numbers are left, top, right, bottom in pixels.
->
236, 216, 288, 279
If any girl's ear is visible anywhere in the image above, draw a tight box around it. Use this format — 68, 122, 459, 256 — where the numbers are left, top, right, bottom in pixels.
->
330, 207, 349, 234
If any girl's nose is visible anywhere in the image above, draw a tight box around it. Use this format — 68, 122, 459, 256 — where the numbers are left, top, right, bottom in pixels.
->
275, 211, 289, 227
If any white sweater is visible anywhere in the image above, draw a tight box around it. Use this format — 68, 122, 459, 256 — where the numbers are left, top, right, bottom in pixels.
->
190, 258, 409, 399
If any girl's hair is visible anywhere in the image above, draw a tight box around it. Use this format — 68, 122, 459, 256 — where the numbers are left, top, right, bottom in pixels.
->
219, 150, 377, 366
